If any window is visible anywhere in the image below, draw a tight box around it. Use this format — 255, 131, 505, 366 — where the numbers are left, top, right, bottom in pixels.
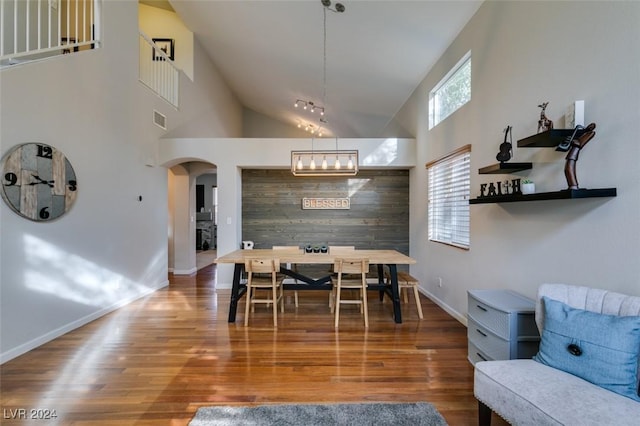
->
427, 145, 471, 249
212, 186, 218, 225
429, 52, 471, 129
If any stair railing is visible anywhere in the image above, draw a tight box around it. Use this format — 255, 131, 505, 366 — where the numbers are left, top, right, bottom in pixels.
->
138, 30, 179, 108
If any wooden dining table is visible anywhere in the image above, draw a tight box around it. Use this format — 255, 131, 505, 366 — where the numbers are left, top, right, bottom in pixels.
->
215, 249, 416, 324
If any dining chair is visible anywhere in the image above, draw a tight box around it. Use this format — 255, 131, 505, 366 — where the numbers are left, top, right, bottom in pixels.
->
244, 257, 284, 327
328, 246, 355, 309
332, 258, 370, 328
272, 245, 301, 307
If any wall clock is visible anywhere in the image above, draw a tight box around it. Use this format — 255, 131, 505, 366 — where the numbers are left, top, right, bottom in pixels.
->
1, 143, 78, 221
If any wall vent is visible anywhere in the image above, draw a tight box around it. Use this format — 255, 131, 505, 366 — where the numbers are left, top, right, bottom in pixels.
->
153, 110, 167, 130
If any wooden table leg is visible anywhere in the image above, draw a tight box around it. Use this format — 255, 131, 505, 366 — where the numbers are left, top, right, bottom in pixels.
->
228, 263, 244, 322
377, 264, 385, 301
387, 264, 402, 323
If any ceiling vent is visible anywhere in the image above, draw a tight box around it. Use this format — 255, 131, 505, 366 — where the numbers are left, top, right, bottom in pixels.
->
153, 110, 167, 130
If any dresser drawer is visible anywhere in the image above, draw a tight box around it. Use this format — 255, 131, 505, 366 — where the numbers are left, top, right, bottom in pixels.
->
467, 289, 540, 365
468, 340, 492, 365
468, 317, 510, 360
468, 294, 510, 339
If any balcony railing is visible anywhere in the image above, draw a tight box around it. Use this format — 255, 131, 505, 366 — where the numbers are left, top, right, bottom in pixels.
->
138, 31, 179, 108
1, 1, 179, 109
0, 0, 101, 67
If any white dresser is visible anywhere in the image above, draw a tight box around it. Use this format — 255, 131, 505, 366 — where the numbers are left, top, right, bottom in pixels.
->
467, 289, 540, 365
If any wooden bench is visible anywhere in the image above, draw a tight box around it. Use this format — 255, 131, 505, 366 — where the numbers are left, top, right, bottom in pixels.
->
386, 271, 423, 319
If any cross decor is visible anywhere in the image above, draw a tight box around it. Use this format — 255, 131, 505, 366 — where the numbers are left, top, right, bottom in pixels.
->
479, 178, 522, 198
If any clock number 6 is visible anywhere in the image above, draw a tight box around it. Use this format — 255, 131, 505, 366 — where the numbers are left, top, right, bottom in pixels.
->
4, 172, 18, 186
39, 207, 50, 220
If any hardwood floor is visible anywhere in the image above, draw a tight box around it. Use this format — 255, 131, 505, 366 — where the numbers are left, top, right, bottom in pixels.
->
196, 250, 217, 271
1, 265, 508, 425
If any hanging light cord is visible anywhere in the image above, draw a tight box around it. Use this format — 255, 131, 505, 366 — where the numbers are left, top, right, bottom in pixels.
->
322, 5, 327, 110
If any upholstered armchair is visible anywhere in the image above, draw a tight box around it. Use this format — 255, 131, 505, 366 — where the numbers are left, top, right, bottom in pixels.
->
474, 283, 640, 425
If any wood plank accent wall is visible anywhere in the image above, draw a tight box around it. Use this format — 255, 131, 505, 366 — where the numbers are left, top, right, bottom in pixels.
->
242, 169, 409, 255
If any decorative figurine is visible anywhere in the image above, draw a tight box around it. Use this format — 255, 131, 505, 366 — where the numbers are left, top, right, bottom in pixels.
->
537, 102, 554, 133
565, 122, 596, 189
496, 125, 513, 163
556, 124, 584, 152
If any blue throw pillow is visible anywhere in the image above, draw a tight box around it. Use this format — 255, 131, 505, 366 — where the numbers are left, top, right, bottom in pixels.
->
533, 296, 640, 401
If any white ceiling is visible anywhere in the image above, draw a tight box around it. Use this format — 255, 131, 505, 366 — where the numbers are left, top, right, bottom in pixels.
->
167, 0, 482, 138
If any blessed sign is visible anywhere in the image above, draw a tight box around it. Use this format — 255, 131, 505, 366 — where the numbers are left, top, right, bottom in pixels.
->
302, 197, 350, 210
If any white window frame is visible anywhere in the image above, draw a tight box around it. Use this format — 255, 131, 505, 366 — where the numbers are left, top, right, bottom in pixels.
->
212, 186, 218, 225
429, 51, 471, 129
426, 144, 471, 250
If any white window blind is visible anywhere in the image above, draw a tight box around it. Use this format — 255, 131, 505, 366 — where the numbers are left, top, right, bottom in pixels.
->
427, 145, 471, 249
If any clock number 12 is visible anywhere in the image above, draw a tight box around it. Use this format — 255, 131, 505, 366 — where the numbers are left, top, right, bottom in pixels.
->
37, 145, 53, 159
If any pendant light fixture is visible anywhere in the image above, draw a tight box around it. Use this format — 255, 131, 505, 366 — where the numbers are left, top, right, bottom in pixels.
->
291, 0, 358, 177
291, 149, 358, 176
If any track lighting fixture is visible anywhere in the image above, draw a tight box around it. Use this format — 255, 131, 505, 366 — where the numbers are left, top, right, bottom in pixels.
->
297, 121, 325, 137
321, 0, 345, 13
294, 100, 325, 116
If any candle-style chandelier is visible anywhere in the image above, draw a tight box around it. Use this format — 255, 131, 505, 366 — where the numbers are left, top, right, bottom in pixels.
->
291, 138, 358, 176
291, 0, 356, 176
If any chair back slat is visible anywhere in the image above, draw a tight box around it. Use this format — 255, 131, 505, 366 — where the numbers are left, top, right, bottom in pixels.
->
334, 258, 369, 274
245, 258, 279, 274
272, 246, 300, 269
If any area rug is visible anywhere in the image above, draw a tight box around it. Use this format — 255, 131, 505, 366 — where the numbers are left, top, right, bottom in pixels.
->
189, 402, 448, 425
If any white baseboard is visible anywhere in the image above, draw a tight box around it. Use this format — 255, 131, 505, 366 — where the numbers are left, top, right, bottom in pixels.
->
173, 267, 197, 275
418, 286, 467, 326
0, 280, 169, 364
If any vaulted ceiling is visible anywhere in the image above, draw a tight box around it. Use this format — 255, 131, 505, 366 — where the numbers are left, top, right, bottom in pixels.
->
164, 0, 482, 138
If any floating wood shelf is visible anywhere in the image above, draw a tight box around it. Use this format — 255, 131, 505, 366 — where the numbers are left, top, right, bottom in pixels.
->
517, 128, 587, 148
478, 162, 533, 174
469, 188, 617, 204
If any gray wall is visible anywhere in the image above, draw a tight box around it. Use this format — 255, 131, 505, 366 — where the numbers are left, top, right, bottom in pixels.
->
0, 0, 60, 64
242, 108, 311, 138
0, 1, 241, 363
390, 0, 640, 322
242, 169, 409, 253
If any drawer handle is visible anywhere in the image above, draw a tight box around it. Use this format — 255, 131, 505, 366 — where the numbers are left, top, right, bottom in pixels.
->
476, 304, 488, 312
476, 352, 488, 361
476, 329, 487, 337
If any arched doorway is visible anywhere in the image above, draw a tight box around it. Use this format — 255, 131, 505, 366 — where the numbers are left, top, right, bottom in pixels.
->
167, 161, 217, 275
